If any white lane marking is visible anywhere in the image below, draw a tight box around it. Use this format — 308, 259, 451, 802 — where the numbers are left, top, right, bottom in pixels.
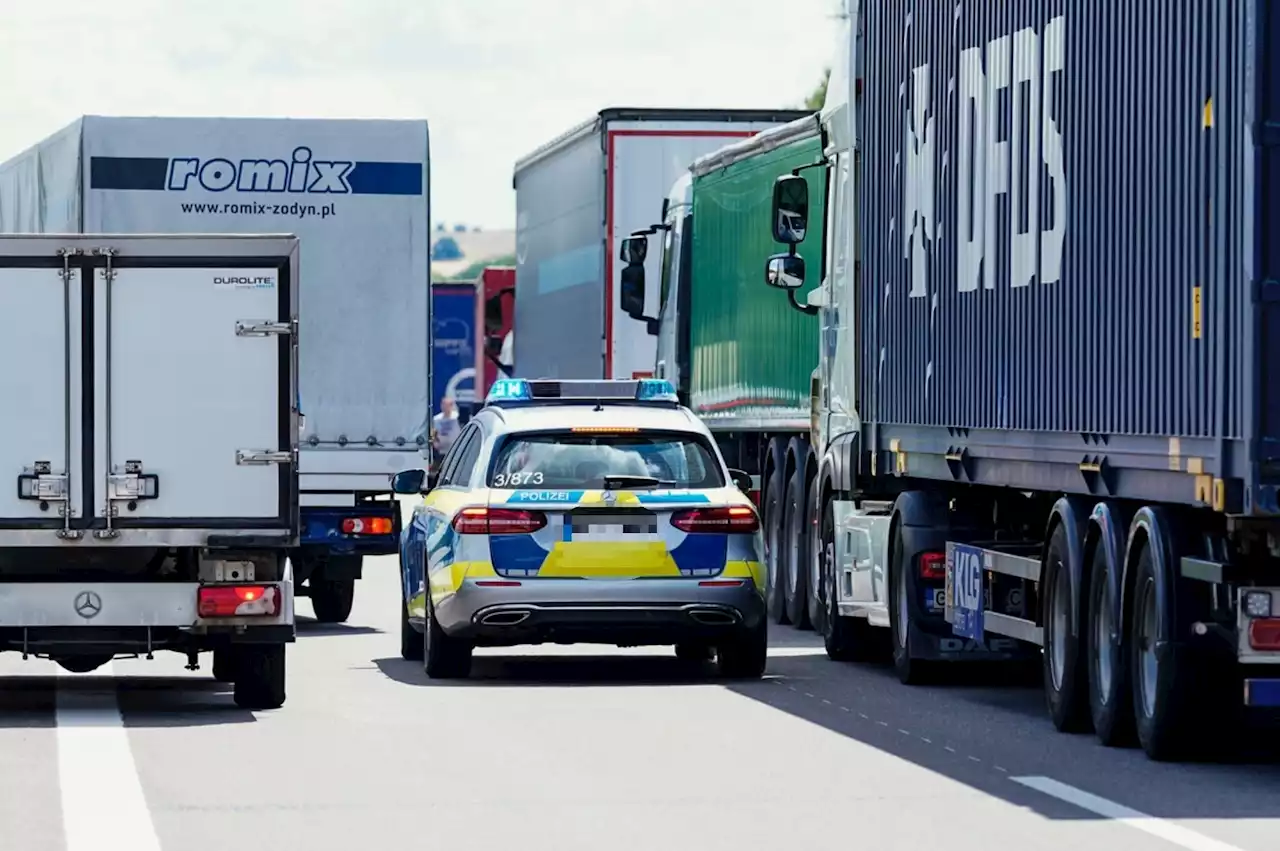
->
1012, 776, 1250, 851
57, 662, 162, 851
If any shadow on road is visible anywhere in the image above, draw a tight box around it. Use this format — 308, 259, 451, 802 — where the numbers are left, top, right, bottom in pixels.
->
295, 615, 383, 637
0, 676, 259, 728
373, 652, 722, 687
724, 649, 1280, 825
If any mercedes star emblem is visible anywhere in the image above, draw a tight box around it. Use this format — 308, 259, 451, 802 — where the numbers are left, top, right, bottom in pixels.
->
603, 490, 616, 506
74, 590, 103, 619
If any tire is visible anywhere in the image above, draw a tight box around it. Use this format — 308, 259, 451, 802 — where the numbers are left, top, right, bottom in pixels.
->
233, 644, 286, 710
806, 477, 826, 633
400, 594, 424, 662
762, 470, 790, 625
310, 578, 355, 624
212, 649, 240, 683
1087, 539, 1135, 747
820, 498, 886, 663
889, 523, 936, 685
1129, 538, 1193, 761
1042, 523, 1091, 733
675, 643, 714, 663
782, 463, 812, 629
718, 621, 768, 679
424, 596, 472, 679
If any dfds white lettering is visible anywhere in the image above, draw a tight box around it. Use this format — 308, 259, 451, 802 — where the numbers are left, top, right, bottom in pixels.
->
903, 63, 935, 299
957, 15, 1065, 294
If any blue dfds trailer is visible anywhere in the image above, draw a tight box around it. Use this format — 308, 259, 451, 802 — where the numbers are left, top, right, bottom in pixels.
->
759, 0, 1280, 761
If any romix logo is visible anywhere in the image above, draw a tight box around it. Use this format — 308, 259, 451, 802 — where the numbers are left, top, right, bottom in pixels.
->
89, 146, 424, 197
169, 147, 354, 194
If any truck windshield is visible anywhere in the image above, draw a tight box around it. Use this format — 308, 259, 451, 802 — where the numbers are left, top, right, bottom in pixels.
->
488, 432, 723, 490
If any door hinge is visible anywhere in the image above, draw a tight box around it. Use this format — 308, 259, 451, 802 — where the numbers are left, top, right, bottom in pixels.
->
235, 319, 295, 337
236, 449, 296, 466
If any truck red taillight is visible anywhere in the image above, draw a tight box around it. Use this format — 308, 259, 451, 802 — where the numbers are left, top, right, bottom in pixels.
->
341, 516, 393, 535
671, 505, 760, 534
451, 507, 547, 535
919, 551, 946, 581
198, 585, 280, 618
1248, 618, 1280, 651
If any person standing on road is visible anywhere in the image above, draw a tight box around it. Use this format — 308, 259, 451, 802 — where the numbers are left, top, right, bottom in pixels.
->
432, 396, 461, 458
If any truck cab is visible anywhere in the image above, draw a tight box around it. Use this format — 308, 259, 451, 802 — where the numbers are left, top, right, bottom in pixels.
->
653, 173, 693, 404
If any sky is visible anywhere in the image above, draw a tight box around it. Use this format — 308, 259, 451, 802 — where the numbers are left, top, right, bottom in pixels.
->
0, 0, 838, 230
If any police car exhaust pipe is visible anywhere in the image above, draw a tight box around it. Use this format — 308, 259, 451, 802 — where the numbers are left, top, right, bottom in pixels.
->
480, 610, 531, 626
688, 608, 737, 626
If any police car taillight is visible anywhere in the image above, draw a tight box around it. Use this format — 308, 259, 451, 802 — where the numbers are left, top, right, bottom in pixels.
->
451, 507, 548, 535
671, 506, 759, 533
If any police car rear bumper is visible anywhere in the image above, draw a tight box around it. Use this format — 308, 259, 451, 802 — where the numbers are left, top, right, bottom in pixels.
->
436, 577, 766, 646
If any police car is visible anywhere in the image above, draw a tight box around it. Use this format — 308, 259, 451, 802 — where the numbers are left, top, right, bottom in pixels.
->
389, 378, 768, 679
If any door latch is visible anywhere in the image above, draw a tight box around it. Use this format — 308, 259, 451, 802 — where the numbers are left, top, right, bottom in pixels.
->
236, 449, 295, 466
235, 320, 294, 337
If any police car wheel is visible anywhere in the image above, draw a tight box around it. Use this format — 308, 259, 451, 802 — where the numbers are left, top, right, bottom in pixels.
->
424, 598, 472, 679
675, 643, 714, 664
400, 595, 424, 662
718, 622, 768, 679
233, 644, 287, 710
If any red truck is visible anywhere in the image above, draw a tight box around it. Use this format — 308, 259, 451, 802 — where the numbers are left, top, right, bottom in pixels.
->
473, 266, 515, 396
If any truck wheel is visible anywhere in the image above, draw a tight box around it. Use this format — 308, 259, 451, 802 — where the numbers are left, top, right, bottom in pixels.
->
212, 649, 240, 683
400, 595, 424, 661
762, 470, 790, 625
820, 499, 885, 663
718, 621, 768, 679
1086, 540, 1135, 747
424, 597, 472, 679
1128, 538, 1192, 760
889, 523, 936, 685
233, 644, 286, 710
1042, 523, 1091, 733
782, 464, 812, 629
310, 578, 355, 624
806, 476, 826, 633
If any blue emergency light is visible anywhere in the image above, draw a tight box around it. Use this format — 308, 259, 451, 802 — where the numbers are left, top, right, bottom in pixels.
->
483, 378, 679, 407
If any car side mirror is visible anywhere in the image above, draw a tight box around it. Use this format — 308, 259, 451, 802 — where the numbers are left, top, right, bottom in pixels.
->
390, 468, 427, 495
728, 468, 752, 492
771, 174, 809, 244
621, 263, 646, 319
765, 253, 805, 290
620, 235, 648, 264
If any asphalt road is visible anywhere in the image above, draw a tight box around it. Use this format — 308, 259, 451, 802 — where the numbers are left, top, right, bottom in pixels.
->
3, 503, 1278, 851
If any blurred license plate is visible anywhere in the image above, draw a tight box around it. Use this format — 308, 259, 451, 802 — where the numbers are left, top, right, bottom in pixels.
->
923, 586, 992, 613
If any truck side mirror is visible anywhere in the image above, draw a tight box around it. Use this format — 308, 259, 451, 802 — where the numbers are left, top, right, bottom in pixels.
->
620, 235, 648, 264
621, 264, 646, 319
771, 175, 809, 244
765, 253, 805, 290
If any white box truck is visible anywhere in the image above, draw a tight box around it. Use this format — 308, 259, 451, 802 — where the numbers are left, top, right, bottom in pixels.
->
0, 233, 299, 709
0, 116, 431, 624
512, 108, 804, 381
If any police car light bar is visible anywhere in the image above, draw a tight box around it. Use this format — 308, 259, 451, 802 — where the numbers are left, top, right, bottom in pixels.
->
484, 378, 679, 406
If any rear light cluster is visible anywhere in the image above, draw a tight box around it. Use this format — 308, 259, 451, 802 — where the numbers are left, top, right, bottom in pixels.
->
452, 507, 548, 535
919, 551, 946, 580
1249, 619, 1280, 652
671, 506, 759, 534
341, 516, 393, 535
198, 585, 280, 618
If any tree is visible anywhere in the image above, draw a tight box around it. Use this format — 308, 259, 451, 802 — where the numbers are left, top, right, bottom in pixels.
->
804, 68, 831, 111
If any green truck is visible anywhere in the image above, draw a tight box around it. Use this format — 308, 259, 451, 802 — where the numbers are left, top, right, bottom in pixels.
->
619, 112, 826, 630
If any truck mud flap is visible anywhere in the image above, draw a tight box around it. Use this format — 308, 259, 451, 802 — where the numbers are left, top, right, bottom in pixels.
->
906, 620, 1034, 662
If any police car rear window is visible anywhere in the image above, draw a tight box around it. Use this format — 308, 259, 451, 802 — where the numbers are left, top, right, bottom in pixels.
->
488, 432, 723, 489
